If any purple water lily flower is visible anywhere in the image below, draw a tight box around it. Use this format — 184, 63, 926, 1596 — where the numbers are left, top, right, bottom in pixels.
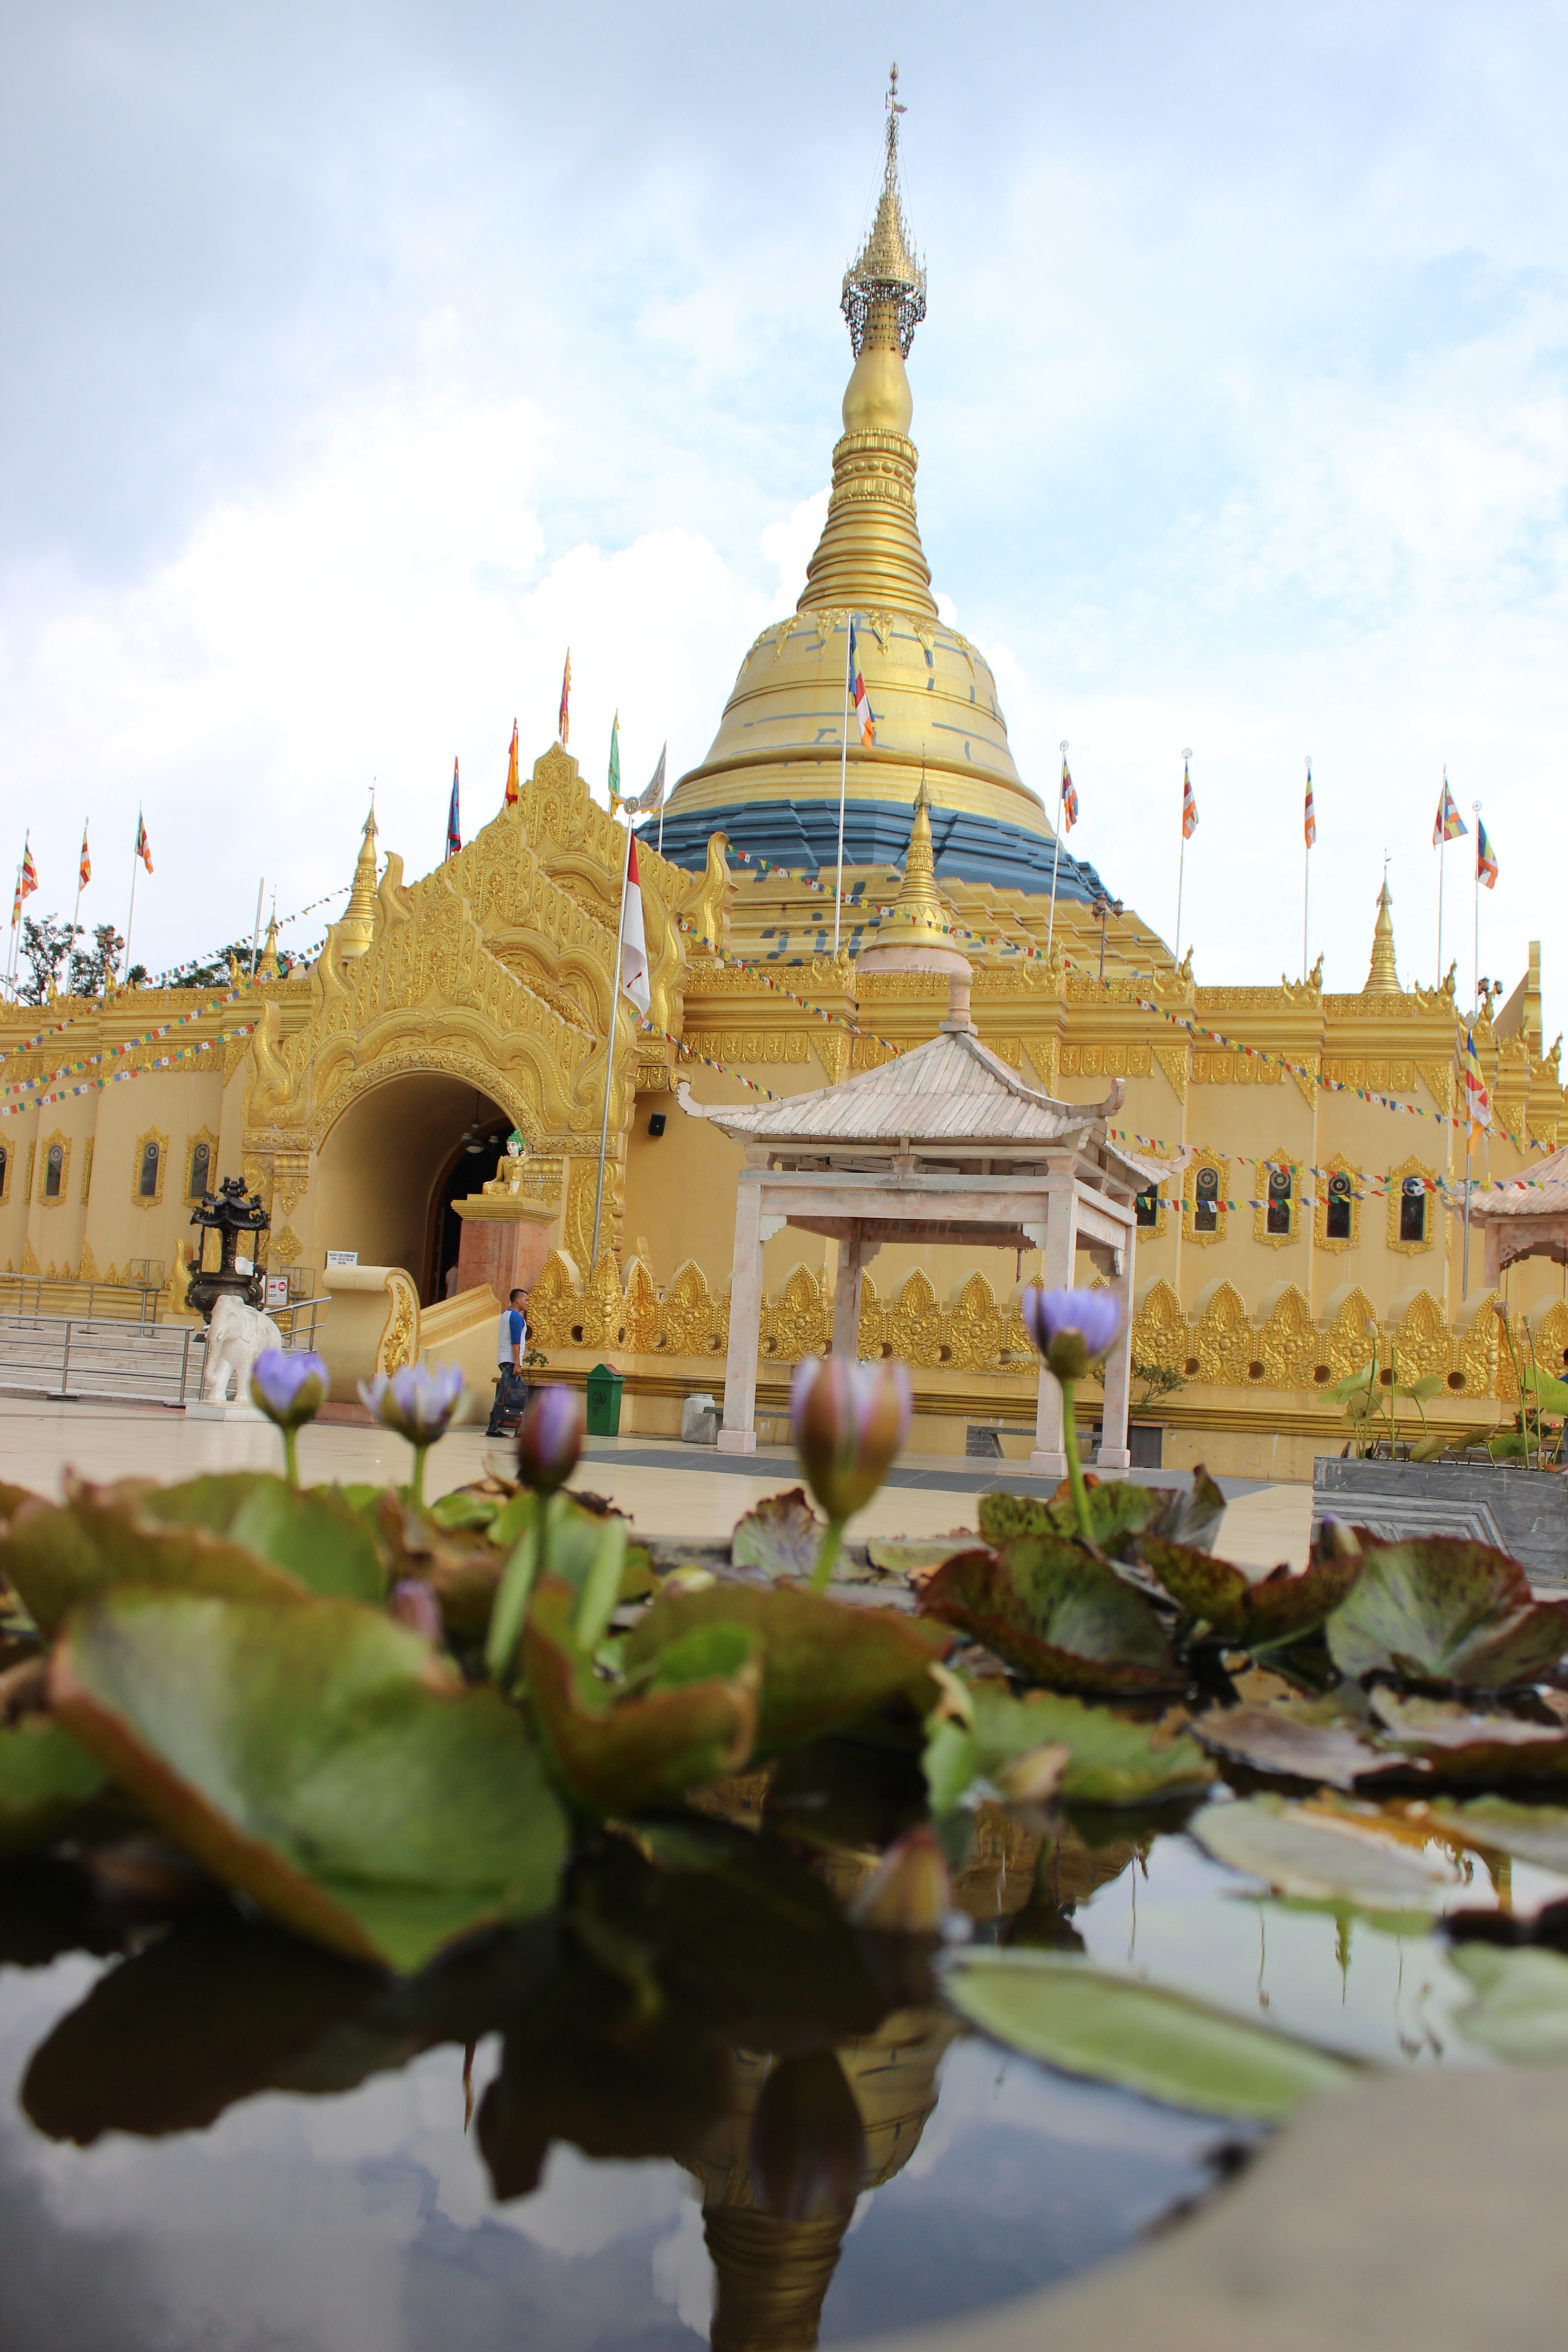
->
1021, 1286, 1124, 1383
359, 1361, 466, 1445
388, 1578, 444, 1644
515, 1385, 584, 1497
250, 1348, 328, 1430
791, 1354, 913, 1529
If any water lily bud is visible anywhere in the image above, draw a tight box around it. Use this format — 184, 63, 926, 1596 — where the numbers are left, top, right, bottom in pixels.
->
249, 1348, 328, 1430
358, 1362, 466, 1445
1020, 1287, 1124, 1384
515, 1385, 584, 1496
388, 1579, 443, 1643
750, 2049, 866, 2226
848, 1824, 952, 1933
790, 1355, 912, 1524
1318, 1514, 1362, 1562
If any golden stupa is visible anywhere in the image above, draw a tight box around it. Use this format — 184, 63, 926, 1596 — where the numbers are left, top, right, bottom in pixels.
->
659, 66, 1080, 900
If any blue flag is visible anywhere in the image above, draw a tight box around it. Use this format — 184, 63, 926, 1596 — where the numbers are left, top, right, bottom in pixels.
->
446, 758, 461, 861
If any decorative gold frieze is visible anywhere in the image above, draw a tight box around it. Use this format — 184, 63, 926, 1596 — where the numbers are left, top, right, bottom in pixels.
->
79, 1139, 93, 1204
1151, 1042, 1188, 1103
1131, 1278, 1185, 1375
1193, 1279, 1250, 1384
1257, 1283, 1317, 1389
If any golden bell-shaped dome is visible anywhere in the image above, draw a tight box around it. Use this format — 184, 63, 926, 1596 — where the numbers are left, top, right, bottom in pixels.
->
662, 71, 1050, 879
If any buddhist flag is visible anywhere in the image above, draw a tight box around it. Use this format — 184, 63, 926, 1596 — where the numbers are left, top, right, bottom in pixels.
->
78, 822, 91, 889
620, 827, 650, 1016
1433, 773, 1467, 845
1181, 759, 1198, 839
134, 811, 152, 873
608, 711, 621, 807
1463, 1025, 1491, 1149
849, 618, 875, 748
1477, 816, 1499, 889
1061, 751, 1078, 832
446, 759, 461, 861
632, 741, 667, 816
504, 720, 519, 809
1303, 760, 1316, 849
558, 649, 571, 746
20, 835, 37, 901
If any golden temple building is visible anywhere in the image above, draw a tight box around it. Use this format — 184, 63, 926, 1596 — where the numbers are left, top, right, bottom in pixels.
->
2, 76, 1564, 1479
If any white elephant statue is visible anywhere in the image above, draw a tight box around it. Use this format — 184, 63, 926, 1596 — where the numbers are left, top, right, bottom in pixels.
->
202, 1293, 285, 1406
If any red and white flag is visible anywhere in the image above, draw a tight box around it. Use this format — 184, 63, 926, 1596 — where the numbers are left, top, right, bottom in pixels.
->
621, 828, 650, 1016
1303, 760, 1316, 850
1181, 759, 1199, 840
849, 618, 875, 748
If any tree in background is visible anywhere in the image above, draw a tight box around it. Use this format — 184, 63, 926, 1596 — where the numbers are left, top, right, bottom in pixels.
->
69, 923, 125, 997
17, 914, 79, 1004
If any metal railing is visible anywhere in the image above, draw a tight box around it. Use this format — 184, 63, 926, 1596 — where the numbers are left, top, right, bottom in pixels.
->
0, 1275, 162, 1326
0, 1294, 328, 1409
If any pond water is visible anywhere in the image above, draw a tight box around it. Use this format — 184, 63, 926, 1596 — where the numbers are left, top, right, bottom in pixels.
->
0, 1781, 1549, 2352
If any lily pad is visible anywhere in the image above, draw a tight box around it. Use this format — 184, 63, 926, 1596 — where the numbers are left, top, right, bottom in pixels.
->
1450, 1944, 1568, 2063
137, 1473, 386, 1602
1189, 1794, 1465, 1911
523, 1577, 760, 1813
1, 1487, 312, 1636
979, 1480, 1164, 1554
1424, 1796, 1568, 1876
1144, 1470, 1231, 1555
943, 1947, 1349, 2120
918, 1533, 1182, 1695
866, 1535, 975, 1577
51, 1590, 568, 1972
622, 1581, 951, 1755
927, 1683, 1215, 1812
730, 1490, 824, 1580
1139, 1537, 1361, 1647
0, 1718, 110, 1854
1325, 1539, 1568, 1689
1192, 1699, 1408, 1792
1370, 1690, 1568, 1781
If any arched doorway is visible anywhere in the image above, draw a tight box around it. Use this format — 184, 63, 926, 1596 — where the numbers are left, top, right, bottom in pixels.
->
312, 1075, 511, 1307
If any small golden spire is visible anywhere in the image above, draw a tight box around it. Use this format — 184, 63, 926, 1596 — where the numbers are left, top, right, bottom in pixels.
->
1364, 863, 1399, 993
841, 64, 926, 363
854, 763, 970, 979
338, 799, 380, 961
256, 902, 280, 982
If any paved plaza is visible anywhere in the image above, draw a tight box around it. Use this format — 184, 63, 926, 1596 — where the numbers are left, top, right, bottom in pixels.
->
0, 1395, 1314, 1570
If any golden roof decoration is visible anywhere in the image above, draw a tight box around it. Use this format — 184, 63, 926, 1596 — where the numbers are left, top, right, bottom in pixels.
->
855, 764, 970, 978
841, 63, 926, 360
1364, 869, 1400, 995
338, 800, 379, 961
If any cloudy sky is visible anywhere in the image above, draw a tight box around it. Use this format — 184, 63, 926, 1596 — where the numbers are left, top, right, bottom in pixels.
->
2, 1, 1566, 1029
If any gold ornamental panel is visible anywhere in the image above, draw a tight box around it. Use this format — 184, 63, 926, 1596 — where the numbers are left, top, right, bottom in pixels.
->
1386, 1153, 1439, 1258
1257, 1284, 1318, 1389
1389, 1289, 1449, 1384
37, 1129, 71, 1209
1313, 1153, 1361, 1256
1182, 1152, 1229, 1247
79, 1139, 93, 1204
1131, 1279, 1185, 1375
1251, 1147, 1303, 1250
889, 1268, 943, 1367
1192, 1280, 1250, 1385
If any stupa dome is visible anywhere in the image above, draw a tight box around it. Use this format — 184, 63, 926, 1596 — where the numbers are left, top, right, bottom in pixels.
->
658, 69, 1106, 904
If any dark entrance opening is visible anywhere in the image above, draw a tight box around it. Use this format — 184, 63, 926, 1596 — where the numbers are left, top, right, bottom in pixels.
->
424, 1095, 510, 1305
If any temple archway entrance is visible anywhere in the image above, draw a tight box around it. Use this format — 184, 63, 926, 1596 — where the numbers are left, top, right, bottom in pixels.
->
312, 1074, 510, 1308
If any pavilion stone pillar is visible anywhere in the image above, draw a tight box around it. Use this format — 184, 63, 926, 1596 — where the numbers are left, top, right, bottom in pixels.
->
1026, 1184, 1079, 1481
1096, 1224, 1137, 1473
831, 1223, 877, 1358
719, 1169, 769, 1454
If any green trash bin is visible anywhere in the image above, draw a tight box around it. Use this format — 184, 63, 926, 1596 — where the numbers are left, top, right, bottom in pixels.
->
585, 1362, 624, 1436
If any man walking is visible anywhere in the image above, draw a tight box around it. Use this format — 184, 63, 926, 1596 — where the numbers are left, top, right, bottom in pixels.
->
486, 1286, 530, 1436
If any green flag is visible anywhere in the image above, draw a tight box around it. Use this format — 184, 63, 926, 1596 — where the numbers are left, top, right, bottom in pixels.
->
608, 712, 621, 807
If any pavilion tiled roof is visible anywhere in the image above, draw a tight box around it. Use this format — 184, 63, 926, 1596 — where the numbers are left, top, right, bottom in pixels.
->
679, 1021, 1169, 1190
1465, 1144, 1568, 1220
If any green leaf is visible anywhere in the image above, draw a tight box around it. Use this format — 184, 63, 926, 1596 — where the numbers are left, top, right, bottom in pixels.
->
523, 1577, 759, 1814
1450, 1945, 1568, 2063
1325, 1539, 1568, 1688
51, 1590, 568, 1972
1424, 1795, 1568, 1875
922, 1718, 980, 1813
917, 1533, 1182, 1695
977, 1480, 1162, 1556
1322, 1363, 1377, 1406
622, 1581, 951, 1755
574, 1514, 628, 1656
1488, 1431, 1530, 1462
0, 1719, 110, 1855
427, 1490, 501, 1533
929, 1681, 1215, 1811
137, 1473, 386, 1602
1139, 1536, 1361, 1647
1146, 1470, 1230, 1555
1, 1487, 312, 1636
1521, 1367, 1568, 1416
1192, 1698, 1407, 1792
730, 1489, 824, 1580
864, 1536, 975, 1576
1189, 1794, 1465, 1911
1369, 1689, 1568, 1780
943, 1948, 1350, 2120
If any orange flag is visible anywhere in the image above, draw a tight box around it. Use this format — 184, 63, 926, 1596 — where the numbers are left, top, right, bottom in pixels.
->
504, 719, 519, 808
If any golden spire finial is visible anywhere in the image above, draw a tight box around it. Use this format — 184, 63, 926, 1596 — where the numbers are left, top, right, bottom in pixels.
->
256, 896, 280, 982
1364, 861, 1399, 993
854, 756, 970, 980
841, 64, 926, 363
338, 796, 380, 961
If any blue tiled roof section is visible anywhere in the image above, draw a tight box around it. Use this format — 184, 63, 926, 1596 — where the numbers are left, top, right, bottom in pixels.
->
655, 797, 1110, 903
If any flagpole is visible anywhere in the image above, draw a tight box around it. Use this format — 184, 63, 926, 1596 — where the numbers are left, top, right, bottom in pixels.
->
1046, 745, 1066, 964
591, 815, 634, 1273
249, 877, 265, 983
122, 818, 141, 984
833, 617, 852, 956
70, 831, 85, 988
1472, 800, 1482, 1013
